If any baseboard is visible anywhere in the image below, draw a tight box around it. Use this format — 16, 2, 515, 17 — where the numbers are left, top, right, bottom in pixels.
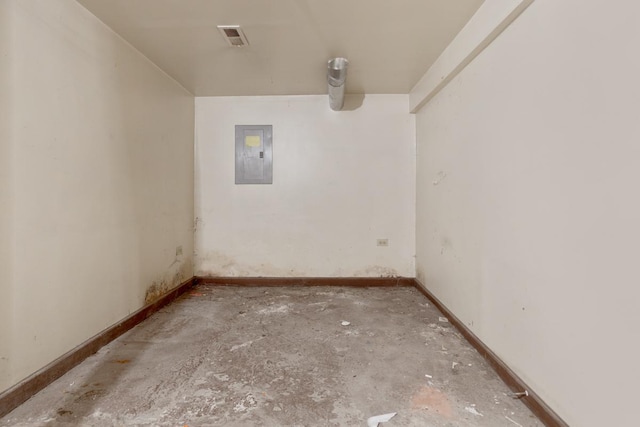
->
196, 276, 415, 287
413, 279, 568, 427
0, 277, 196, 419
1, 275, 567, 426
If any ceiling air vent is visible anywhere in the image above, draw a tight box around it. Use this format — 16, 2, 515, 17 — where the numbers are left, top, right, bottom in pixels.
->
217, 25, 249, 47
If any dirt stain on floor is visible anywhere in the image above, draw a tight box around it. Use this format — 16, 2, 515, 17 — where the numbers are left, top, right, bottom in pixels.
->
411, 386, 453, 419
0, 287, 544, 427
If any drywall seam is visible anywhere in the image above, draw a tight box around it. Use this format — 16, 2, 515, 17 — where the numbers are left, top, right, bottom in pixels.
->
409, 0, 534, 113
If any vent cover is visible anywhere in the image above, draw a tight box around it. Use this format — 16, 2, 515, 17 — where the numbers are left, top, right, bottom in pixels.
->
217, 25, 249, 47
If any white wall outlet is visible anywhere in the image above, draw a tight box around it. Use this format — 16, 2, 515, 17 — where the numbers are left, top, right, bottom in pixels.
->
377, 239, 389, 247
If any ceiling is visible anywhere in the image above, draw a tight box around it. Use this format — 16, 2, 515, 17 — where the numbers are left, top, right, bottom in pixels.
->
76, 0, 484, 96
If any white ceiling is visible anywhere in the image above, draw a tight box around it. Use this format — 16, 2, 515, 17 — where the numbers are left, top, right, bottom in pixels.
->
76, 0, 484, 96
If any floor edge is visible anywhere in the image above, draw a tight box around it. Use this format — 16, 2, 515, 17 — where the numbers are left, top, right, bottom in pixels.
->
1, 276, 567, 427
195, 276, 415, 287
412, 279, 568, 427
0, 277, 196, 418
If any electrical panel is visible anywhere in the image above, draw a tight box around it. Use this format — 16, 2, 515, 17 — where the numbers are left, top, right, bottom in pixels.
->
235, 125, 272, 185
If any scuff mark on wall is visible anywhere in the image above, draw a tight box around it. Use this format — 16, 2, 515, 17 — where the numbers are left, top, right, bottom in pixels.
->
0, 355, 9, 388
432, 171, 447, 185
440, 236, 452, 255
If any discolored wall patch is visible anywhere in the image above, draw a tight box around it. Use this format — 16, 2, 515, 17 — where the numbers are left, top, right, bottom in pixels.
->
144, 260, 192, 305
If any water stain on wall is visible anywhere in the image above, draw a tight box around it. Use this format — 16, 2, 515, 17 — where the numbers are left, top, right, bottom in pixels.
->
144, 260, 191, 305
195, 251, 306, 277
196, 251, 404, 278
352, 265, 400, 278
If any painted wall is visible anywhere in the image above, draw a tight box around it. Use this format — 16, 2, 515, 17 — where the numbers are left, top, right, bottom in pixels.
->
0, 0, 194, 392
0, 0, 14, 389
195, 95, 415, 277
415, 0, 640, 425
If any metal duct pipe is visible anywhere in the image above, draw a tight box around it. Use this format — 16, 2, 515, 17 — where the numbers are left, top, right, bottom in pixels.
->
327, 57, 349, 111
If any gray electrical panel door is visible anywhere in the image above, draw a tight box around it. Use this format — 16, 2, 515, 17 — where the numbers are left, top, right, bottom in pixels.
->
235, 125, 273, 184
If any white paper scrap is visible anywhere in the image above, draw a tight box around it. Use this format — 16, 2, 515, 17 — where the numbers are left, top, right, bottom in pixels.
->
367, 412, 397, 427
465, 406, 483, 416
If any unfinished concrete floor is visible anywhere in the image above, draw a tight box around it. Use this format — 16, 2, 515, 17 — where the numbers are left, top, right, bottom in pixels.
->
1, 285, 543, 426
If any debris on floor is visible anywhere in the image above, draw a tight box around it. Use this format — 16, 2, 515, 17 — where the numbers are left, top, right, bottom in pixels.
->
411, 386, 453, 418
465, 406, 483, 416
506, 415, 524, 426
366, 412, 397, 427
0, 286, 544, 427
508, 390, 529, 399
341, 320, 351, 326
438, 316, 449, 323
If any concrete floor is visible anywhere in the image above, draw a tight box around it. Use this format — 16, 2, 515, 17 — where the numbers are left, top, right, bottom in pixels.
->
1, 286, 543, 426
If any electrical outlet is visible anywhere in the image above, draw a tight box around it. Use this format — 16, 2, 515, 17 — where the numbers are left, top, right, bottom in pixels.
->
377, 239, 389, 247
176, 245, 183, 256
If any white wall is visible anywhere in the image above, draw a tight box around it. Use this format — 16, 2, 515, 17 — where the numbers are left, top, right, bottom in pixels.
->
195, 95, 415, 277
1, 0, 194, 392
415, 0, 640, 425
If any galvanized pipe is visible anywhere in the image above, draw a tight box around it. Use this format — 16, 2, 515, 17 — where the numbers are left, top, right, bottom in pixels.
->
327, 57, 349, 111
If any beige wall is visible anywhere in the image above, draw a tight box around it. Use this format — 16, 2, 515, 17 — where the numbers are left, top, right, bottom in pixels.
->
415, 0, 640, 425
1, 0, 194, 392
0, 0, 14, 389
6, 1, 634, 424
195, 95, 415, 277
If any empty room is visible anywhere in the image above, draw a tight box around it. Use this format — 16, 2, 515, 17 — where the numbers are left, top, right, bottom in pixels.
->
1, 0, 637, 426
